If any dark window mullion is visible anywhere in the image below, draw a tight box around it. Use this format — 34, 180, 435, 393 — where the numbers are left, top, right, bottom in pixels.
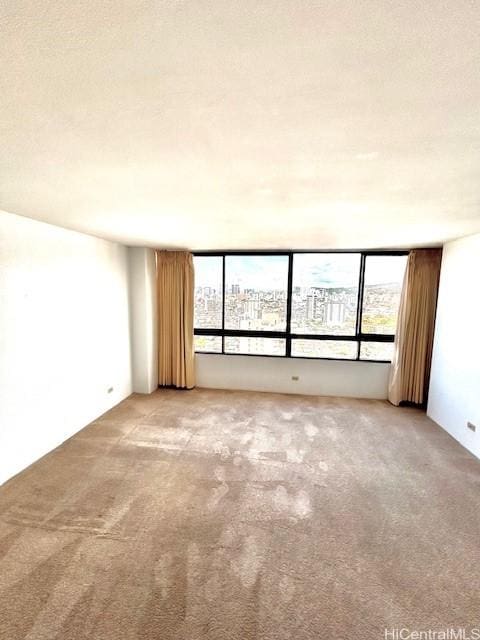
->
194, 329, 395, 341
285, 253, 293, 356
221, 255, 225, 354
358, 333, 395, 343
224, 329, 286, 339
289, 333, 358, 341
355, 253, 366, 360
356, 253, 366, 336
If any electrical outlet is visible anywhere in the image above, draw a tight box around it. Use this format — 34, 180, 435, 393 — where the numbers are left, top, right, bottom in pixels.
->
107, 387, 114, 394
291, 375, 299, 381
467, 421, 476, 432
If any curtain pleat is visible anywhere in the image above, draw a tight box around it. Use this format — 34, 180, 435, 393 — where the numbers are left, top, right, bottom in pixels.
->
388, 249, 442, 406
156, 251, 195, 389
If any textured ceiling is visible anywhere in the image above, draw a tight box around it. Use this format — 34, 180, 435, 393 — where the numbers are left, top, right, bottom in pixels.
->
1, 0, 479, 250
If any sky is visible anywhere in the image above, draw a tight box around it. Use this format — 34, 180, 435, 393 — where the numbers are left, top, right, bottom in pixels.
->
194, 254, 407, 290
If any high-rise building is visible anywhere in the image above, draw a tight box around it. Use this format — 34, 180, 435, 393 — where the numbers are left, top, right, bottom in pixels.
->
326, 302, 346, 325
306, 295, 314, 320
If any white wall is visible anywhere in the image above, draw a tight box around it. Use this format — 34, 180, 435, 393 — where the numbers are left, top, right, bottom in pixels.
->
427, 233, 480, 459
0, 210, 132, 485
196, 354, 390, 399
128, 247, 158, 393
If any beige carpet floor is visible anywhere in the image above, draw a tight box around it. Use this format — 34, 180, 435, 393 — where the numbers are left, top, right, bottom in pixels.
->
0, 388, 479, 639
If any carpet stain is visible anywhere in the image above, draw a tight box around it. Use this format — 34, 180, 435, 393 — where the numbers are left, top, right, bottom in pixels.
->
304, 423, 319, 438
232, 534, 265, 589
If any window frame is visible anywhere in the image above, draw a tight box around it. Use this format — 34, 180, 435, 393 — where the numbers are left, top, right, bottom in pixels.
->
193, 250, 408, 363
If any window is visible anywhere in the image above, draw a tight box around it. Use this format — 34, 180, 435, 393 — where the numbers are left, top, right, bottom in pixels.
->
225, 255, 288, 331
194, 335, 222, 353
225, 336, 286, 356
193, 252, 407, 361
194, 256, 223, 329
194, 256, 223, 352
291, 339, 357, 359
361, 255, 407, 335
360, 341, 395, 362
291, 253, 360, 335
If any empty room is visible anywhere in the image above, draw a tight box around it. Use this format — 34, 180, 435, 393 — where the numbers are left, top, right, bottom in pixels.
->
1, 1, 479, 639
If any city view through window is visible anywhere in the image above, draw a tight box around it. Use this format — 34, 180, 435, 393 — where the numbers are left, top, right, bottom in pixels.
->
193, 253, 407, 360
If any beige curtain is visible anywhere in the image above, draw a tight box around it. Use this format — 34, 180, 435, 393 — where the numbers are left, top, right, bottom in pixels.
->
156, 251, 195, 389
388, 249, 442, 406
